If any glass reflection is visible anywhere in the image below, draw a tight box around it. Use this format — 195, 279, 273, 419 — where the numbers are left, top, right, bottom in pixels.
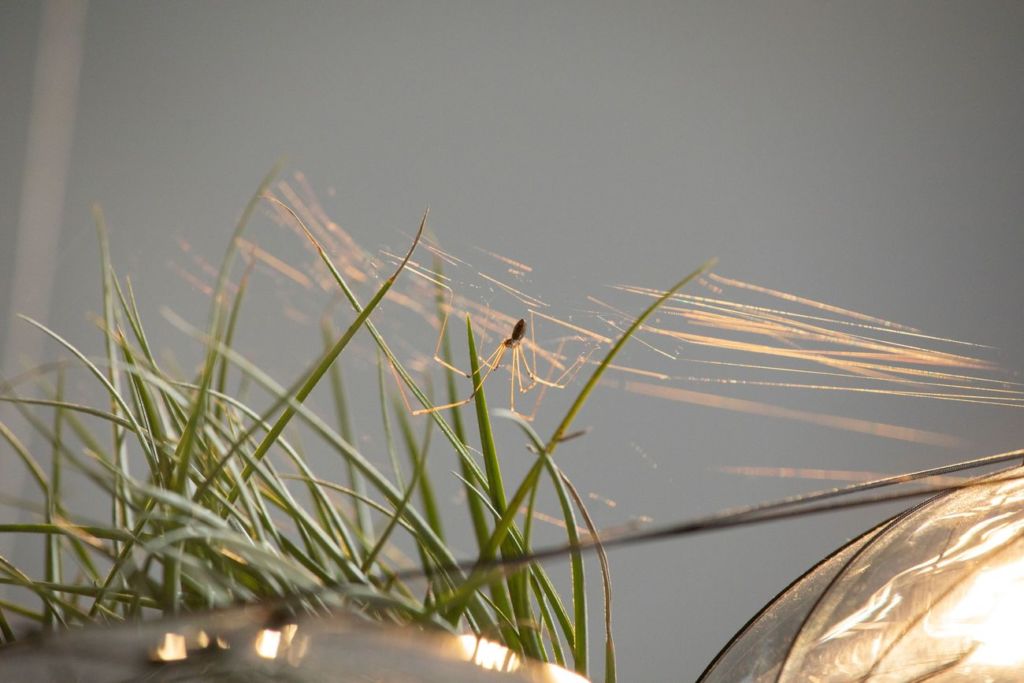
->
253, 622, 300, 661
455, 634, 522, 672
2, 601, 593, 681
450, 634, 590, 681
702, 468, 1024, 682
150, 632, 187, 663
253, 628, 281, 660
796, 475, 1024, 680
927, 556, 1024, 667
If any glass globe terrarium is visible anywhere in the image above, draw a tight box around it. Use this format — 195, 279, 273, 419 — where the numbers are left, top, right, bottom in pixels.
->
700, 466, 1024, 683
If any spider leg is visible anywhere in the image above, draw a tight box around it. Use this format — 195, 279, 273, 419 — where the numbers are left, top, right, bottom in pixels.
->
523, 310, 593, 389
530, 345, 593, 388
527, 309, 547, 379
515, 337, 570, 421
388, 352, 418, 416
508, 347, 544, 420
513, 346, 535, 393
509, 346, 517, 412
412, 343, 508, 415
431, 309, 473, 378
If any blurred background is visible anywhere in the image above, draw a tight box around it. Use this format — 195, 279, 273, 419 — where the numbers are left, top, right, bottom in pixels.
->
3, 1, 1023, 679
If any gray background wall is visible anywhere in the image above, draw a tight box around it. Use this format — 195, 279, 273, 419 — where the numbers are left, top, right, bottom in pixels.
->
3, 2, 1023, 680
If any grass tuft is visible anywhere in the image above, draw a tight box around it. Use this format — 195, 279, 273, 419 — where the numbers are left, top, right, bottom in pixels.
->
0, 170, 714, 682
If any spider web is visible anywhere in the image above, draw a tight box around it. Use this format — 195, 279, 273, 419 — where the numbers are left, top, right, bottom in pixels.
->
167, 171, 1024, 536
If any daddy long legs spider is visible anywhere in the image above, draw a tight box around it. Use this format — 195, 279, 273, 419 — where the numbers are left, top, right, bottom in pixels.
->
376, 244, 599, 419
407, 309, 592, 420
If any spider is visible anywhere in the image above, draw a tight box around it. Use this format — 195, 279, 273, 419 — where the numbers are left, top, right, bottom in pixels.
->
410, 310, 590, 420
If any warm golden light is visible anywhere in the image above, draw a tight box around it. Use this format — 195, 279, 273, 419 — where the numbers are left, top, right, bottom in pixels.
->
285, 631, 310, 667
539, 662, 593, 682
254, 628, 282, 660
150, 632, 188, 663
195, 630, 209, 649
701, 469, 1024, 682
930, 556, 1024, 666
254, 623, 299, 661
451, 634, 591, 681
455, 634, 521, 672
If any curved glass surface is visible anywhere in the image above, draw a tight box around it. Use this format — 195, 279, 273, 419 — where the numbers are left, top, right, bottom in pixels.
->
700, 520, 892, 683
0, 604, 589, 682
701, 468, 1024, 682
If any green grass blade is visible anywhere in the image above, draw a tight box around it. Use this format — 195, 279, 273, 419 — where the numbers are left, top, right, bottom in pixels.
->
394, 396, 443, 540
94, 205, 134, 534
44, 368, 65, 629
209, 201, 500, 631
360, 412, 429, 574
114, 338, 171, 485
0, 599, 43, 623
115, 276, 185, 449
0, 415, 49, 493
0, 555, 79, 625
169, 314, 220, 494
531, 568, 575, 662
497, 411, 589, 675
531, 571, 566, 667
321, 318, 372, 543
210, 163, 283, 321
278, 203, 492, 506
227, 199, 427, 500
473, 262, 716, 569
160, 320, 472, 585
552, 457, 616, 683
377, 350, 403, 487
547, 259, 715, 451
0, 604, 16, 642
17, 315, 159, 470
166, 351, 221, 610
465, 317, 506, 512
433, 276, 488, 550
175, 163, 283, 507
464, 316, 541, 659
215, 259, 255, 401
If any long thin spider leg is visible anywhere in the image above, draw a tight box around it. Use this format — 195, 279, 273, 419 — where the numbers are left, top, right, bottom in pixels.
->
528, 308, 545, 378
394, 316, 503, 416
388, 351, 419, 416
520, 309, 550, 388
521, 338, 571, 421
514, 346, 537, 393
411, 390, 478, 415
534, 343, 595, 388
403, 262, 475, 379
431, 306, 473, 379
412, 344, 508, 415
509, 346, 517, 411
385, 327, 496, 418
509, 347, 535, 418
526, 308, 588, 372
508, 347, 545, 421
522, 310, 593, 389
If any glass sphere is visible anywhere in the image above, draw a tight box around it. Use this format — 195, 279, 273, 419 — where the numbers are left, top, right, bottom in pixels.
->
701, 467, 1024, 683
